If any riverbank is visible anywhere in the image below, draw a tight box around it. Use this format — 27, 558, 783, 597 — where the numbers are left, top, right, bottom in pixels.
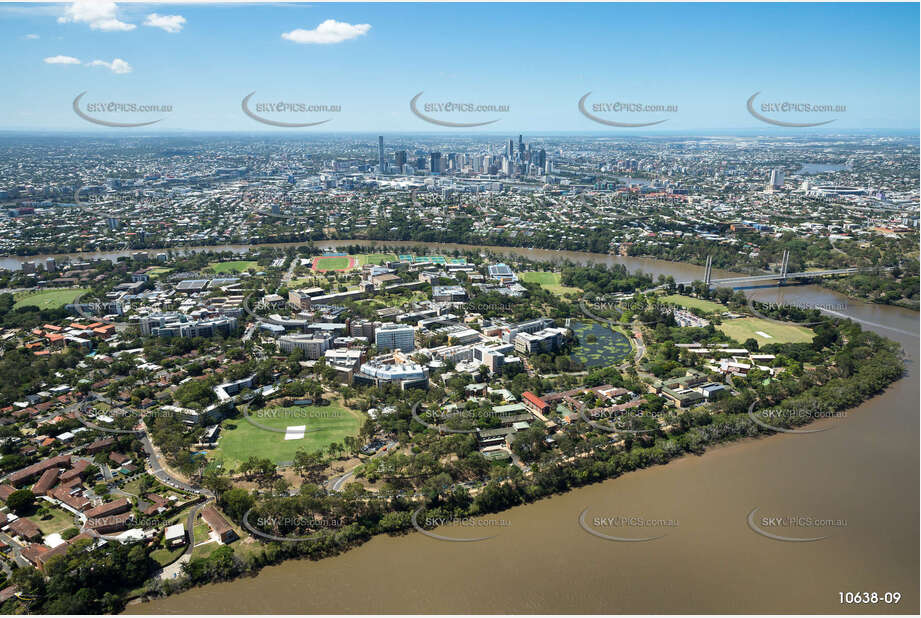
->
123, 303, 907, 611
0, 238, 916, 312
123, 245, 918, 615
128, 341, 918, 613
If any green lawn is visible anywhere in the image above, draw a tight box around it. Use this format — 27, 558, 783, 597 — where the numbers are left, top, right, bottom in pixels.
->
150, 545, 186, 567
717, 317, 814, 345
121, 474, 184, 499
191, 541, 220, 560
660, 294, 725, 313
147, 267, 173, 279
520, 271, 582, 296
208, 260, 259, 274
357, 253, 397, 266
34, 506, 77, 536
13, 288, 89, 311
288, 277, 323, 288
192, 519, 211, 544
212, 403, 363, 469
313, 256, 351, 271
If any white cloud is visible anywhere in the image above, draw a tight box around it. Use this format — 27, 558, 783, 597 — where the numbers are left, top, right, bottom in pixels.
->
282, 19, 370, 44
87, 58, 132, 74
144, 13, 185, 34
24, 33, 40, 39
44, 55, 81, 64
58, 1, 135, 32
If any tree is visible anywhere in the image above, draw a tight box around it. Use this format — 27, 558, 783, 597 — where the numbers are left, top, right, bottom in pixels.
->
219, 488, 254, 521
6, 488, 34, 515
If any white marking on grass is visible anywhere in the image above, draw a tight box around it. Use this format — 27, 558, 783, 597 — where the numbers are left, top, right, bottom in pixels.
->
755, 331, 773, 338
284, 425, 306, 440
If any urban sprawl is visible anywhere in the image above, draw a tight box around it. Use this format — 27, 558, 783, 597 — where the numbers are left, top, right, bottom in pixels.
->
0, 133, 915, 612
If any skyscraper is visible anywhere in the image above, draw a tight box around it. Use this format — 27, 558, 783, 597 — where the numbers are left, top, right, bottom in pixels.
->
768, 169, 784, 190
430, 152, 442, 174
378, 136, 385, 171
395, 150, 408, 168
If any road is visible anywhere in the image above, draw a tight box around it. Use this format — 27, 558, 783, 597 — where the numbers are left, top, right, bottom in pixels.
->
156, 500, 209, 580
632, 329, 646, 364
0, 529, 29, 569
277, 255, 298, 292
329, 471, 354, 492
327, 441, 397, 493
139, 432, 211, 497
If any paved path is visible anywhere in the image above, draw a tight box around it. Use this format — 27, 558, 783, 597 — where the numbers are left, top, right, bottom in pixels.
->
157, 501, 208, 580
632, 329, 646, 363
139, 432, 211, 497
329, 471, 354, 492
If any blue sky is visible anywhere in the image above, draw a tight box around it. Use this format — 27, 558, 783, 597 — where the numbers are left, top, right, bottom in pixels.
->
1, 2, 918, 132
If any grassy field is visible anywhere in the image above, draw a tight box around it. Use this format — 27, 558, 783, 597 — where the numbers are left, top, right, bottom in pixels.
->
13, 288, 89, 311
357, 253, 397, 266
35, 506, 77, 536
660, 294, 725, 313
355, 290, 427, 309
717, 317, 814, 345
209, 260, 258, 274
520, 271, 582, 296
312, 256, 352, 271
288, 277, 323, 288
147, 267, 173, 279
212, 403, 363, 468
192, 519, 211, 544
151, 545, 186, 567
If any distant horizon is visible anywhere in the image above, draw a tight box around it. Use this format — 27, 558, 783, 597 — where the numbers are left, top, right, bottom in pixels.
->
1, 128, 919, 138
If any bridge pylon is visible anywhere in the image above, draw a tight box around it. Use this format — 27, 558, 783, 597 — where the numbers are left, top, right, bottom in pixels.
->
780, 250, 790, 282
704, 255, 713, 286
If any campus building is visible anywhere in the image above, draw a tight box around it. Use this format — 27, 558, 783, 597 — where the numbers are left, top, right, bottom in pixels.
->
374, 323, 415, 352
278, 334, 331, 359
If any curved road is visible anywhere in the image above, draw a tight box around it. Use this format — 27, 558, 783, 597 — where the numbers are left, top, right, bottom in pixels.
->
157, 500, 210, 580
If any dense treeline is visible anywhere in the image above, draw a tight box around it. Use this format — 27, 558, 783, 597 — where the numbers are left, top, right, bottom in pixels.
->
3, 539, 152, 614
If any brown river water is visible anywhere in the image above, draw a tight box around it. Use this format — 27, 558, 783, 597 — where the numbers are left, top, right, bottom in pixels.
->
49, 241, 912, 615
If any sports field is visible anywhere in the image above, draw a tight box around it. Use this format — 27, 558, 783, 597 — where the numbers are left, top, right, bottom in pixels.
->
413, 255, 448, 264
310, 253, 463, 271
13, 288, 89, 310
717, 317, 814, 345
212, 403, 363, 468
209, 260, 258, 274
660, 294, 725, 313
357, 253, 397, 266
148, 267, 173, 279
312, 255, 355, 271
520, 271, 582, 296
